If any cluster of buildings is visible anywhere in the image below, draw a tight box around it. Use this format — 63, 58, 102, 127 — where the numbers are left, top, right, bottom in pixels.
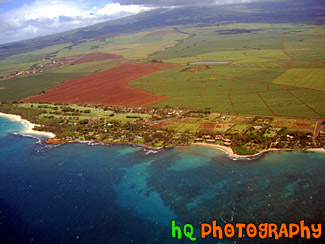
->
194, 135, 232, 146
0, 59, 68, 80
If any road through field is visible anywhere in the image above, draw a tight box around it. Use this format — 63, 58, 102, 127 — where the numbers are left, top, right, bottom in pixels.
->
282, 39, 294, 69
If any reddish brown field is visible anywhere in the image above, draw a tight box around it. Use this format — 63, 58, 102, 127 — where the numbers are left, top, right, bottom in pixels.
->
55, 52, 123, 65
24, 63, 180, 107
294, 123, 312, 129
150, 120, 172, 129
199, 123, 216, 132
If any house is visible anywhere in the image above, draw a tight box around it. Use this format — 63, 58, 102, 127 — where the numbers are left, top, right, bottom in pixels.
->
253, 125, 263, 130
270, 128, 277, 134
215, 135, 223, 140
320, 125, 325, 136
206, 139, 216, 143
281, 141, 290, 144
194, 138, 203, 142
224, 142, 231, 146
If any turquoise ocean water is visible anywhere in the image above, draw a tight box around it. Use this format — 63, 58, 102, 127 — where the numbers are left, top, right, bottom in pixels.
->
0, 116, 324, 243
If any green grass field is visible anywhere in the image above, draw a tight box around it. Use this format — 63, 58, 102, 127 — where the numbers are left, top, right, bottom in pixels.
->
98, 30, 188, 59
128, 23, 324, 118
130, 61, 324, 119
164, 49, 287, 64
272, 68, 325, 90
1, 22, 324, 119
259, 90, 320, 118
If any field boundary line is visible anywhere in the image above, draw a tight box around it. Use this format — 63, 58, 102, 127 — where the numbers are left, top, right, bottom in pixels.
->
248, 80, 250, 93
201, 71, 323, 94
233, 76, 323, 93
282, 39, 294, 69
181, 79, 211, 107
256, 92, 275, 116
203, 72, 323, 93
228, 79, 237, 114
234, 68, 267, 79
287, 90, 323, 119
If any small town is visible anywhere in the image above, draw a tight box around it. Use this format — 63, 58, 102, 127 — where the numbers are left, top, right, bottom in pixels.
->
0, 101, 324, 155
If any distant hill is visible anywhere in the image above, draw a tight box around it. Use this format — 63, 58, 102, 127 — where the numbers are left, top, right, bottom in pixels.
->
1, 0, 324, 59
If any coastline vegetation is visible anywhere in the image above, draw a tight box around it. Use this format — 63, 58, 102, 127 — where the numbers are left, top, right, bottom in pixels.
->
0, 101, 323, 155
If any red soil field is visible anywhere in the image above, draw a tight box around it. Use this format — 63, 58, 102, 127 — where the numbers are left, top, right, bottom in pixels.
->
24, 63, 180, 107
55, 53, 123, 65
71, 53, 123, 64
199, 123, 216, 132
295, 123, 312, 129
150, 120, 172, 129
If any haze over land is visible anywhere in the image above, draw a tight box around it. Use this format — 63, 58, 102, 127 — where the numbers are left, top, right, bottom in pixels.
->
1, 0, 323, 44
0, 0, 264, 44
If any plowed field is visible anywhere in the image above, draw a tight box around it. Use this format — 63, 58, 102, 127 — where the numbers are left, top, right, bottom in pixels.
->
199, 122, 216, 132
24, 63, 180, 107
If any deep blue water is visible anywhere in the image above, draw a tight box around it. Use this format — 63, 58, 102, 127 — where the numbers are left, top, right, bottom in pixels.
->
0, 116, 324, 244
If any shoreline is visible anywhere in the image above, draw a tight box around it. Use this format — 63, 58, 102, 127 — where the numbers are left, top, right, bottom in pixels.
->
192, 143, 325, 159
46, 140, 325, 159
192, 143, 279, 159
45, 138, 169, 151
1, 112, 324, 158
0, 112, 56, 138
306, 148, 325, 154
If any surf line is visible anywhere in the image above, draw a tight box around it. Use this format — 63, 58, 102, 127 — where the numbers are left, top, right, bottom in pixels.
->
170, 220, 321, 241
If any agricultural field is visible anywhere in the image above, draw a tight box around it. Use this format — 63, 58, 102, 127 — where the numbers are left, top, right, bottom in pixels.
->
129, 62, 324, 119
127, 23, 325, 119
227, 124, 250, 134
0, 60, 122, 101
0, 43, 72, 74
271, 118, 316, 134
98, 29, 188, 59
24, 63, 180, 106
164, 49, 287, 65
272, 68, 325, 90
0, 20, 324, 120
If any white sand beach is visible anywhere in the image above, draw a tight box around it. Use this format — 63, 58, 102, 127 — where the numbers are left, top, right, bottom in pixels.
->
193, 143, 286, 159
307, 148, 325, 154
0, 112, 56, 138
